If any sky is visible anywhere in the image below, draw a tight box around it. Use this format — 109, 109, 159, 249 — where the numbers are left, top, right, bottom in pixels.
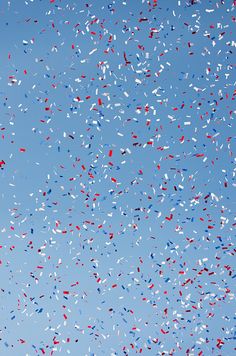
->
0, 0, 235, 355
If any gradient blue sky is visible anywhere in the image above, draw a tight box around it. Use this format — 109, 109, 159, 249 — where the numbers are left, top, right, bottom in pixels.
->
0, 0, 235, 355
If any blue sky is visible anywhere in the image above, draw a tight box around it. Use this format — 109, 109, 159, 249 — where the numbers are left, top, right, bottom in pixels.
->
0, 0, 235, 355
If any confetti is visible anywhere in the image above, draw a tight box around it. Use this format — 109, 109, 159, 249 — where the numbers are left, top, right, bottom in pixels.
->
0, 1, 235, 355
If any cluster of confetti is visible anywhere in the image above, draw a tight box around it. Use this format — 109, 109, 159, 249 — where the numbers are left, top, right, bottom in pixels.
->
0, 0, 235, 355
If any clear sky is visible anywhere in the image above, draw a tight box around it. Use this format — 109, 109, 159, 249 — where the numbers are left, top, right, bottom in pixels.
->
0, 0, 235, 355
